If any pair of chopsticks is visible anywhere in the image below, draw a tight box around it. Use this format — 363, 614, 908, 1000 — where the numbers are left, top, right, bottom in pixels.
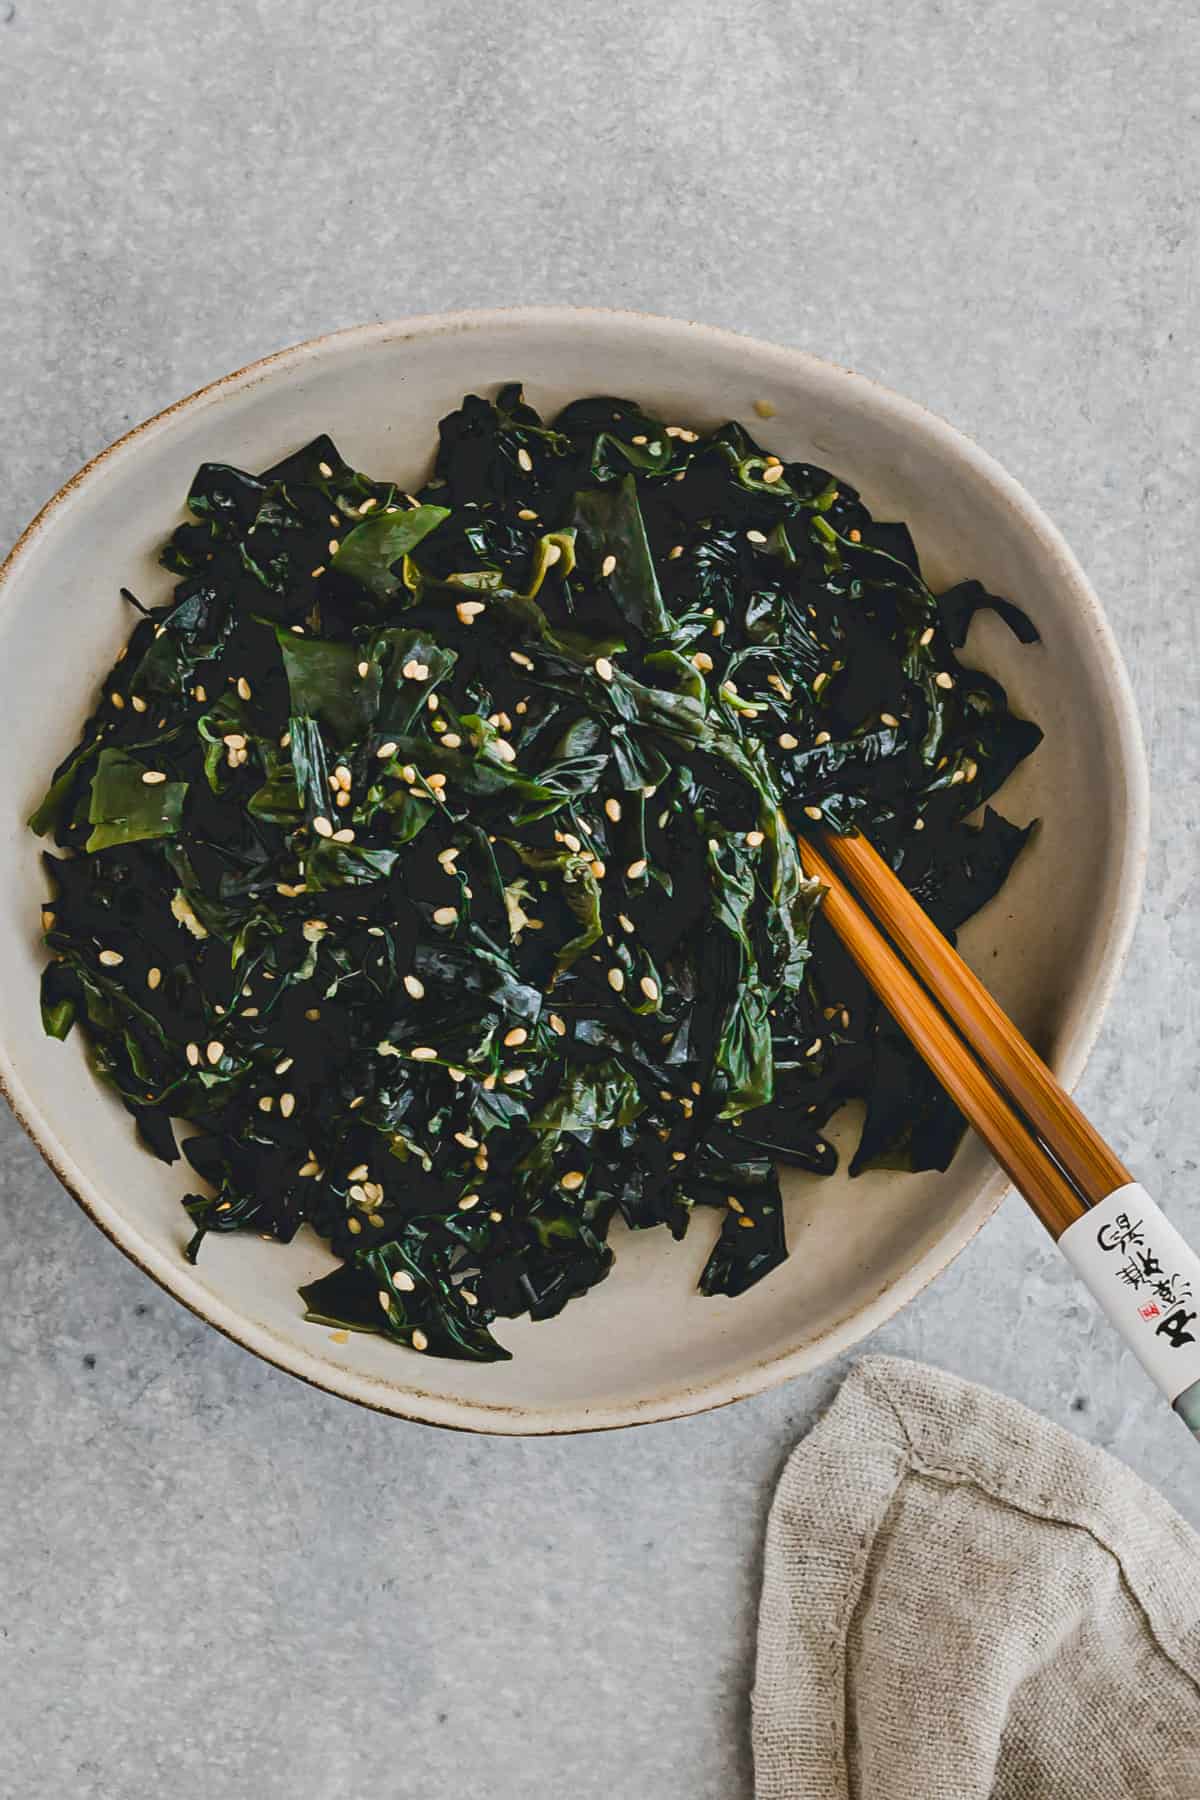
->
799, 829, 1200, 1441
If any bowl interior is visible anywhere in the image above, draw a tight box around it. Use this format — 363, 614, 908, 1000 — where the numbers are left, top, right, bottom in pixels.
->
0, 312, 1146, 1429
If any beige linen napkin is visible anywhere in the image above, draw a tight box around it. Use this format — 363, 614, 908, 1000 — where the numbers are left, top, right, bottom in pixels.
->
755, 1356, 1200, 1799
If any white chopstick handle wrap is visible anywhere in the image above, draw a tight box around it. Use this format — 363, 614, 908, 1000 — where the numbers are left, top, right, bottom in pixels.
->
1059, 1184, 1200, 1408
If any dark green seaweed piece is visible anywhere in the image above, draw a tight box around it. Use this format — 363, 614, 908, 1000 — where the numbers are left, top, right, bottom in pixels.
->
31, 388, 1041, 1359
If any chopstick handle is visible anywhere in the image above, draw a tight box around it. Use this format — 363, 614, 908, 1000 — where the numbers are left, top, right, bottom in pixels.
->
1057, 1184, 1200, 1438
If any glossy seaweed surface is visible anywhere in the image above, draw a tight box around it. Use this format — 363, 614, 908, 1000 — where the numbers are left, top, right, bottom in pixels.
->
32, 387, 1041, 1360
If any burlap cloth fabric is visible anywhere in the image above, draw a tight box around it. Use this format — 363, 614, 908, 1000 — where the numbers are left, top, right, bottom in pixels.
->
754, 1357, 1200, 1798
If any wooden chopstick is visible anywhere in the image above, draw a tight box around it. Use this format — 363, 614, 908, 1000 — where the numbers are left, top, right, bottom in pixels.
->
796, 835, 1088, 1238
817, 831, 1132, 1208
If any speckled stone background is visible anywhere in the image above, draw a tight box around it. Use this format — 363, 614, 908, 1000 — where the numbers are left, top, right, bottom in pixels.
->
1, 3, 1197, 1795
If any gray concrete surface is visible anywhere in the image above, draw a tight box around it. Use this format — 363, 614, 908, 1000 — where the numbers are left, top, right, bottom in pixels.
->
1, 2, 1197, 1795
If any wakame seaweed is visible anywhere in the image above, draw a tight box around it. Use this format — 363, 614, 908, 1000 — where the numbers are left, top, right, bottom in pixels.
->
31, 388, 1041, 1360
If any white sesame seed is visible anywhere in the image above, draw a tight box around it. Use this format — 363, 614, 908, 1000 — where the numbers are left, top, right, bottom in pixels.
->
625, 858, 647, 879
318, 461, 333, 477
375, 741, 398, 761
560, 1170, 585, 1192
640, 976, 659, 1002
437, 847, 460, 867
280, 732, 291, 749
746, 529, 767, 545
347, 1163, 369, 1182
510, 650, 535, 670
433, 906, 457, 926
98, 949, 124, 967
456, 601, 486, 623
778, 733, 799, 750
761, 465, 784, 484
130, 695, 147, 713
146, 966, 162, 990
814, 730, 832, 746
357, 660, 370, 679
400, 764, 417, 784
590, 859, 606, 880
544, 543, 562, 567
561, 832, 581, 853
274, 1057, 293, 1074
310, 815, 334, 839
607, 968, 625, 993
601, 554, 617, 577
410, 1329, 429, 1352
458, 1193, 480, 1210
746, 830, 765, 847
594, 656, 614, 682
935, 671, 955, 690
518, 507, 538, 520
206, 1040, 224, 1065
919, 626, 935, 646
328, 539, 339, 558
332, 828, 355, 843
395, 1271, 416, 1292
805, 1039, 823, 1057
258, 1095, 274, 1113
236, 676, 252, 701
280, 1092, 296, 1117
602, 797, 623, 824
359, 497, 378, 513
185, 1042, 200, 1066
442, 732, 462, 749
803, 805, 823, 821
490, 739, 516, 764
139, 770, 169, 788
193, 684, 207, 703
880, 713, 900, 728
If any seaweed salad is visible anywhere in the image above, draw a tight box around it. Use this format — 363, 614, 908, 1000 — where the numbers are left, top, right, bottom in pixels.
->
31, 387, 1041, 1361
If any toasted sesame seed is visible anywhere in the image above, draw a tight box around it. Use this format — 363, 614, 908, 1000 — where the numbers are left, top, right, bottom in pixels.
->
347, 1216, 362, 1233
935, 671, 955, 690
185, 1042, 200, 1066
359, 496, 379, 513
280, 1092, 296, 1117
456, 601, 485, 623
625, 858, 647, 880
111, 692, 125, 709
458, 1193, 480, 1210
812, 671, 829, 695
692, 651, 714, 673
549, 1013, 567, 1036
590, 859, 606, 880
803, 805, 823, 821
192, 684, 207, 703
142, 966, 162, 993
607, 968, 625, 993
305, 1008, 321, 1020
517, 447, 533, 472
726, 1196, 745, 1214
814, 730, 832, 746
376, 741, 399, 761
805, 1038, 823, 1056
503, 1027, 528, 1047
848, 528, 862, 542
236, 676, 252, 701
601, 553, 617, 577
502, 1068, 526, 1084
510, 650, 535, 670
280, 732, 291, 748
40, 908, 55, 932
738, 1215, 756, 1230
778, 733, 799, 750
594, 656, 614, 682
206, 1040, 224, 1065
400, 765, 417, 783
328, 538, 340, 558
880, 713, 900, 728
963, 758, 978, 782
98, 949, 124, 967
312, 815, 334, 838
410, 1329, 429, 1352
746, 529, 767, 545
299, 1159, 321, 1177
561, 831, 581, 853
560, 1170, 585, 1191
258, 1095, 274, 1113
761, 464, 784, 485
518, 507, 538, 520
348, 1163, 369, 1182
410, 1046, 438, 1061
639, 976, 659, 1002
604, 797, 622, 823
746, 830, 765, 847
130, 694, 148, 713
919, 626, 935, 646
332, 828, 355, 843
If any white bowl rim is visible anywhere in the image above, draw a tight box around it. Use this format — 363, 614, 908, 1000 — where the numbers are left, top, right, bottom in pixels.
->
0, 306, 1150, 1433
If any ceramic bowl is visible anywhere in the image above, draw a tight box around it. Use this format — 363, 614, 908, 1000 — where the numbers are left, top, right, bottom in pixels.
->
0, 309, 1148, 1431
